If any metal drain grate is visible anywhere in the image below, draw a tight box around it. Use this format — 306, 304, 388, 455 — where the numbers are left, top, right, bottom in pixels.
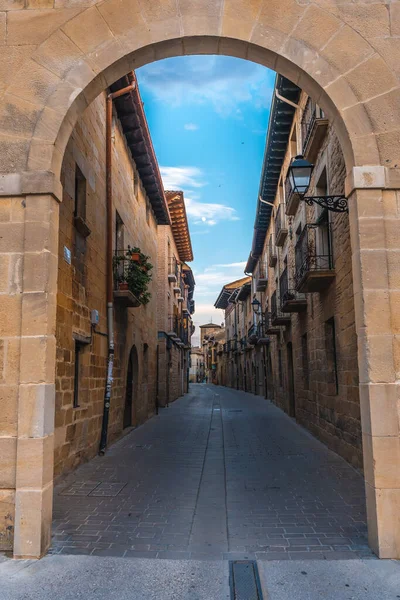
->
229, 561, 264, 600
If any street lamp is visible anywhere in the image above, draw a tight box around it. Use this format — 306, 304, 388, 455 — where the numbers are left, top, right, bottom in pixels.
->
251, 298, 261, 315
287, 155, 348, 213
288, 155, 314, 195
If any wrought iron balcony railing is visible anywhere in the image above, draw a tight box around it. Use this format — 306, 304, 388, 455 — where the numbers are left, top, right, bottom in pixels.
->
168, 256, 179, 283
268, 235, 277, 267
275, 204, 288, 246
280, 266, 307, 312
301, 98, 329, 161
256, 260, 268, 291
265, 311, 281, 335
271, 290, 291, 326
285, 173, 301, 216
295, 222, 335, 293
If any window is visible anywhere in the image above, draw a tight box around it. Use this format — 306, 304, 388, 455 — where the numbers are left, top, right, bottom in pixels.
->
73, 341, 84, 408
325, 317, 338, 394
301, 333, 309, 390
115, 212, 124, 253
74, 166, 87, 220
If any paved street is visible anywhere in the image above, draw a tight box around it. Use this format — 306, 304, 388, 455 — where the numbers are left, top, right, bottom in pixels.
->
51, 384, 372, 560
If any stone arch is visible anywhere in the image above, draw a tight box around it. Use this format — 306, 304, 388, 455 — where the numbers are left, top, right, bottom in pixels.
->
1, 0, 399, 560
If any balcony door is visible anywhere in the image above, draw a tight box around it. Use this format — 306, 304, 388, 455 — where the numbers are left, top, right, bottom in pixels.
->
315, 167, 332, 270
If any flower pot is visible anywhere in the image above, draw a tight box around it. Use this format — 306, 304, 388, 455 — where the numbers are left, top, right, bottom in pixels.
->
118, 282, 129, 290
130, 252, 140, 262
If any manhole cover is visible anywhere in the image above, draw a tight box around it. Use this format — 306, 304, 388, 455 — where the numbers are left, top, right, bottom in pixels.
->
88, 482, 127, 497
229, 561, 264, 600
59, 481, 101, 496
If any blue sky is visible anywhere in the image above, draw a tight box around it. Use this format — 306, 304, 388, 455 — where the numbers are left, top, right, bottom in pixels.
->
136, 56, 275, 344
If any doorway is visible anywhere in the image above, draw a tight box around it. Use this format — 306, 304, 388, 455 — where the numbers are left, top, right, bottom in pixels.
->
287, 342, 296, 417
124, 345, 138, 429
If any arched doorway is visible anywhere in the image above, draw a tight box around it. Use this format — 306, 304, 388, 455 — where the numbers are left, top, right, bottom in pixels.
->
124, 345, 138, 429
2, 2, 399, 560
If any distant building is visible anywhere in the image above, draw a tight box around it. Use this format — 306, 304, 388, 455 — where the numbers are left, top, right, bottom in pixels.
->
157, 191, 195, 406
189, 347, 205, 383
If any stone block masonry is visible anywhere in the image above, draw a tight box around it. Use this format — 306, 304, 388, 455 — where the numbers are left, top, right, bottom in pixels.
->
54, 91, 159, 478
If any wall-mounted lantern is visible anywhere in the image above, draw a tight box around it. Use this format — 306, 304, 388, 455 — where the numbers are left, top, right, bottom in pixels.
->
288, 155, 348, 213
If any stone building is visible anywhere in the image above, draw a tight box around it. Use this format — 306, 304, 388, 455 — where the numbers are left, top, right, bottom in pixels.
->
189, 347, 205, 383
1, 0, 400, 560
55, 73, 173, 478
202, 326, 226, 384
0, 69, 196, 556
157, 191, 195, 406
215, 75, 361, 470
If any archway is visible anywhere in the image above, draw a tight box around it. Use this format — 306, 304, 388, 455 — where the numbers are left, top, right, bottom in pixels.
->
1, 1, 399, 560
124, 345, 139, 429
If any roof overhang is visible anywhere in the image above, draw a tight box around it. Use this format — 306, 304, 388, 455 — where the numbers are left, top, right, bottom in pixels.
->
237, 282, 251, 301
110, 72, 170, 226
245, 75, 301, 273
165, 191, 193, 262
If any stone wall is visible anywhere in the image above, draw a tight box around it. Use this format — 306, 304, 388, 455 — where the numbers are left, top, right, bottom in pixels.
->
214, 101, 361, 470
156, 224, 189, 406
55, 91, 158, 478
267, 119, 361, 469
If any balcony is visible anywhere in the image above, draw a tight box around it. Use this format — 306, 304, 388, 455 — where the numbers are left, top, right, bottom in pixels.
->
256, 261, 268, 291
301, 98, 329, 162
295, 222, 335, 293
280, 266, 307, 313
113, 251, 141, 308
268, 236, 277, 267
168, 256, 179, 283
285, 174, 301, 216
275, 204, 288, 246
248, 324, 258, 345
240, 337, 248, 351
265, 312, 281, 336
168, 315, 189, 346
248, 322, 270, 346
271, 290, 291, 326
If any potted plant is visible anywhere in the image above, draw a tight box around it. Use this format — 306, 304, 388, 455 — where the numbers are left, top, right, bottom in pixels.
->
119, 247, 153, 305
127, 245, 141, 262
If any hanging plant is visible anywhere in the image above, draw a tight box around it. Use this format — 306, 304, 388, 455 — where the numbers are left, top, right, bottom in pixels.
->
113, 246, 153, 305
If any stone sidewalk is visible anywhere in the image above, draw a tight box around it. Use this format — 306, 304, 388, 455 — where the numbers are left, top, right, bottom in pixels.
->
51, 384, 373, 560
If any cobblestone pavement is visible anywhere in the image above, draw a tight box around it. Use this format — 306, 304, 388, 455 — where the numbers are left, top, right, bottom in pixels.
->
52, 385, 373, 560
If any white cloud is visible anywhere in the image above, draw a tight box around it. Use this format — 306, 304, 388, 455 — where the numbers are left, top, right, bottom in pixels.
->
184, 123, 199, 131
161, 166, 205, 189
137, 55, 274, 116
160, 166, 240, 227
212, 261, 247, 269
185, 197, 239, 226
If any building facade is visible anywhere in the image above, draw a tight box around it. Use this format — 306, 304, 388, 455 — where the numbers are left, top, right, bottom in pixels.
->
215, 76, 361, 470
0, 71, 196, 556
157, 191, 195, 406
189, 347, 205, 383
0, 0, 399, 561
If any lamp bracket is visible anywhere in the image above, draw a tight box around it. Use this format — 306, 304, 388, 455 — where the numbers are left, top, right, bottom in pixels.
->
302, 195, 348, 213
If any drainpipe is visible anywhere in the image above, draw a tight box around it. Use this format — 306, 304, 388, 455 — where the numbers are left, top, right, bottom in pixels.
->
99, 80, 136, 456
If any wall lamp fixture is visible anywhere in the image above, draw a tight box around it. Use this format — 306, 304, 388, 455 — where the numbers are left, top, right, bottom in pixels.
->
288, 155, 348, 213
